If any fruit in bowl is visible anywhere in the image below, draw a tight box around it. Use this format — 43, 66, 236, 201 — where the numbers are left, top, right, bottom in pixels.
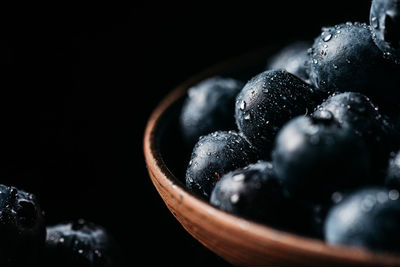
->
144, 0, 400, 266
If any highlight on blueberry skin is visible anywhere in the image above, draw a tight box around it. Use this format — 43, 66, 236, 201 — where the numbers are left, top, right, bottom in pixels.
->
266, 41, 312, 81
370, 0, 400, 64
308, 22, 400, 105
210, 161, 284, 226
324, 187, 400, 255
312, 92, 400, 179
185, 130, 260, 200
0, 184, 46, 267
43, 219, 122, 267
235, 69, 325, 155
271, 115, 371, 203
179, 76, 244, 149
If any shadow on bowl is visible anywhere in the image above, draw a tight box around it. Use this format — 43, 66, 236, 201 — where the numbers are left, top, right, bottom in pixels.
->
143, 45, 400, 267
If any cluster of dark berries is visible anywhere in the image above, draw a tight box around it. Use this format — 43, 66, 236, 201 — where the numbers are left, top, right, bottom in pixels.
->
0, 188, 121, 266
0, 182, 122, 267
180, 0, 400, 255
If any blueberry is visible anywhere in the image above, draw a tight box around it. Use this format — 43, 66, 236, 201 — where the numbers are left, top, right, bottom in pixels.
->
210, 161, 284, 226
43, 219, 122, 267
235, 70, 325, 155
209, 160, 330, 237
0, 185, 46, 267
385, 150, 400, 190
179, 76, 243, 148
272, 115, 371, 203
324, 187, 400, 254
266, 41, 312, 81
185, 131, 259, 200
313, 92, 400, 179
370, 0, 400, 64
308, 22, 400, 107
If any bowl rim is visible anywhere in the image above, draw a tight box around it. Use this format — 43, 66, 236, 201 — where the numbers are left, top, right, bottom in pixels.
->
143, 46, 400, 266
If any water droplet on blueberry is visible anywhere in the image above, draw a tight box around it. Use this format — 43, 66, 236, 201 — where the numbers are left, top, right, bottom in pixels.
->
323, 34, 332, 42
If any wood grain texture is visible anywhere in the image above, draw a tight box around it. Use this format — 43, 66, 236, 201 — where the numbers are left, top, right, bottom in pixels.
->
143, 47, 400, 267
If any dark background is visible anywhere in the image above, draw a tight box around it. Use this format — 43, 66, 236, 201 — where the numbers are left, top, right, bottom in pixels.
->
0, 2, 368, 266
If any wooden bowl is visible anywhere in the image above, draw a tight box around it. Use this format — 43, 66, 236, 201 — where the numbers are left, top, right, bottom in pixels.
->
143, 46, 400, 267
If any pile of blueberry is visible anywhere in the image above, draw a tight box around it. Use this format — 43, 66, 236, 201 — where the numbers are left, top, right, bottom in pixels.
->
180, 0, 400, 255
0, 182, 121, 266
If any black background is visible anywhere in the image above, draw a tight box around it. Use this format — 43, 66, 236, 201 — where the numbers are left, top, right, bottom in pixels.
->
1, 2, 368, 266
